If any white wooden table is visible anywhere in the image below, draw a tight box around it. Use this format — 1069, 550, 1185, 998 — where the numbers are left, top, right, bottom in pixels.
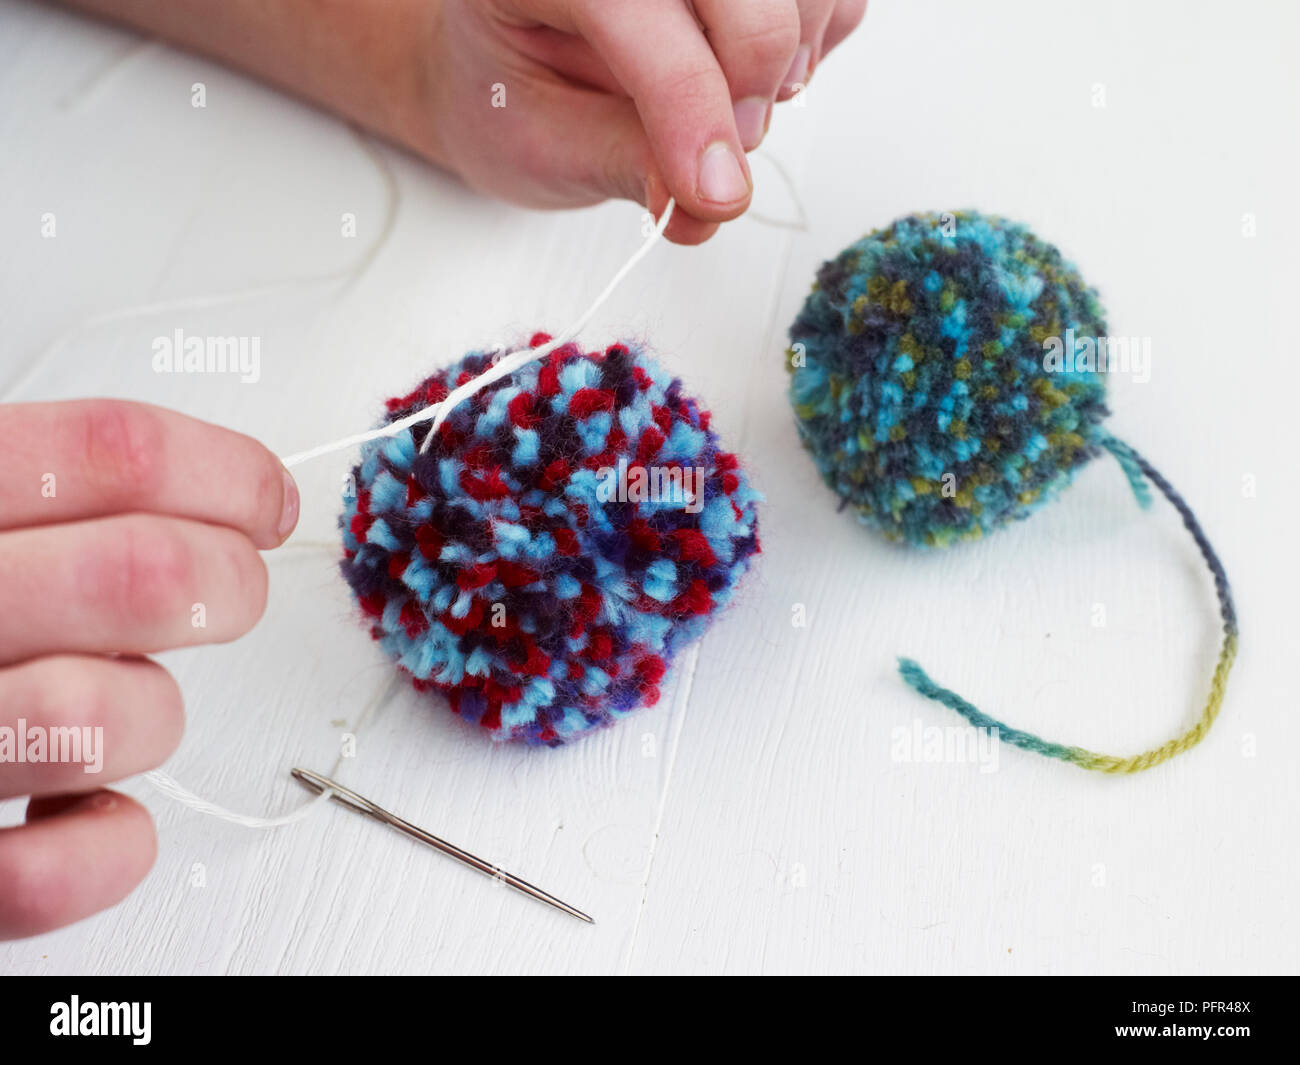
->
2, 0, 1297, 975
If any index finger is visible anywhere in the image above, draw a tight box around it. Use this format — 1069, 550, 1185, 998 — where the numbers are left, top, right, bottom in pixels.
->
0, 399, 298, 549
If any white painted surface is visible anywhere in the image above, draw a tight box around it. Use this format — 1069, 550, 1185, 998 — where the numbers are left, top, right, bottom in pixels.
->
1, 0, 1297, 974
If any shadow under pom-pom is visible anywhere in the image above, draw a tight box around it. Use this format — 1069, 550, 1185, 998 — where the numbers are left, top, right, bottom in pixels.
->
340, 334, 762, 746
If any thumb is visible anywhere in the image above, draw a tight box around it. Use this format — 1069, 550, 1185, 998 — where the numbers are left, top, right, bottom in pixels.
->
550, 85, 723, 246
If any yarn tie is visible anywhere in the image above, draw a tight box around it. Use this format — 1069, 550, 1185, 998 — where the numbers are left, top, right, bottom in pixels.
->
900, 436, 1237, 774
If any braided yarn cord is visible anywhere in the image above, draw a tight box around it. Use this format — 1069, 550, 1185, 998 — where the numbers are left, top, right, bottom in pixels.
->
900, 436, 1237, 773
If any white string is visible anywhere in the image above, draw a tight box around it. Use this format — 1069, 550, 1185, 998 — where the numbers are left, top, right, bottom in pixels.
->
278, 198, 675, 469
144, 620, 404, 828
144, 769, 334, 828
4, 129, 401, 407
145, 201, 675, 829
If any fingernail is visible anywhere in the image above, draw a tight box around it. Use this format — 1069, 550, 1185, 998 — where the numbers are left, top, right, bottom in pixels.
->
697, 141, 749, 205
733, 96, 769, 152
278, 466, 300, 540
782, 44, 812, 95
92, 792, 117, 812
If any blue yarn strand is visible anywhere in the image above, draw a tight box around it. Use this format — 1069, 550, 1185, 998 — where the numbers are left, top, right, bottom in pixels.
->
1101, 434, 1153, 510
897, 658, 1090, 763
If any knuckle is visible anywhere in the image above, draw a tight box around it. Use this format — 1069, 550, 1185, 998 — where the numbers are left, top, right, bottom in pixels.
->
112, 519, 193, 629
218, 532, 269, 637
6, 658, 185, 764
654, 63, 721, 109
25, 660, 105, 731
736, 18, 800, 72
77, 401, 164, 504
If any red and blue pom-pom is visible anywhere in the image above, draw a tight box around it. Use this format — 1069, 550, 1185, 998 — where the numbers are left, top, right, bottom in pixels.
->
340, 334, 761, 745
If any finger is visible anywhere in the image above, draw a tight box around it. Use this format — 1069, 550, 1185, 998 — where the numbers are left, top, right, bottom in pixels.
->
777, 0, 836, 100
693, 0, 800, 150
559, 91, 724, 244
468, 69, 722, 245
0, 655, 183, 799
0, 514, 268, 666
646, 169, 720, 246
573, 0, 753, 221
503, 23, 626, 95
0, 790, 155, 940
0, 399, 299, 549
561, 93, 722, 244
821, 0, 869, 58
553, 87, 728, 243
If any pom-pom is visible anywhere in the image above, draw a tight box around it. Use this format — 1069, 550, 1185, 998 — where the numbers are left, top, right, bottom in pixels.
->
787, 210, 1110, 547
787, 211, 1238, 774
339, 335, 761, 746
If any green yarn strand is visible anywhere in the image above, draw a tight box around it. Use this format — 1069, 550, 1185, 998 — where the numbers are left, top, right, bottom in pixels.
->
899, 438, 1237, 774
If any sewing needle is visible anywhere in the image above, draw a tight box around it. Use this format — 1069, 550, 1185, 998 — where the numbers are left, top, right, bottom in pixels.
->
290, 768, 594, 924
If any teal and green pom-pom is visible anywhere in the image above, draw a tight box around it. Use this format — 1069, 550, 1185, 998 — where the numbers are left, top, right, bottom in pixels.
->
788, 211, 1238, 774
787, 210, 1110, 548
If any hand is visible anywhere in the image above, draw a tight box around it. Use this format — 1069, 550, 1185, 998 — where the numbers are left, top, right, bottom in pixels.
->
420, 0, 869, 243
59, 0, 867, 243
0, 400, 298, 939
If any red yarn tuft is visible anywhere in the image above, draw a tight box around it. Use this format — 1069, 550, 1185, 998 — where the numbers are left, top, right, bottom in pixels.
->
569, 388, 616, 418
